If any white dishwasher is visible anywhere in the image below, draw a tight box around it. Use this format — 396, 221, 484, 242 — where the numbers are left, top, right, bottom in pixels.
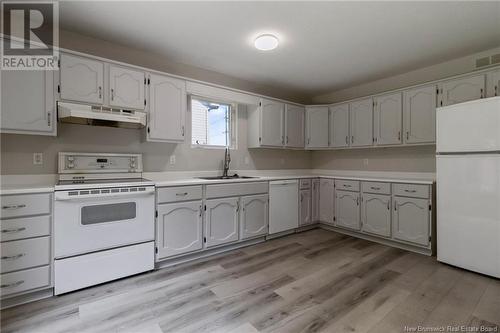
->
269, 180, 299, 234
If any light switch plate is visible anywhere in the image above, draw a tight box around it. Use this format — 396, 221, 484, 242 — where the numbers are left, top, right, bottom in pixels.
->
169, 155, 176, 165
33, 153, 43, 165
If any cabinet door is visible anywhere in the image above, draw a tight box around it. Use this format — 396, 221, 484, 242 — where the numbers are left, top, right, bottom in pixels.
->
260, 99, 284, 147
156, 201, 203, 259
438, 74, 485, 106
361, 193, 391, 237
1, 70, 55, 135
147, 73, 186, 142
335, 190, 361, 230
403, 85, 436, 144
285, 104, 305, 148
392, 196, 429, 246
299, 189, 312, 226
319, 179, 334, 224
374, 92, 402, 145
349, 98, 373, 147
205, 197, 239, 247
109, 65, 145, 110
311, 179, 320, 222
306, 106, 329, 148
486, 69, 500, 97
60, 54, 104, 104
240, 194, 268, 240
329, 103, 350, 148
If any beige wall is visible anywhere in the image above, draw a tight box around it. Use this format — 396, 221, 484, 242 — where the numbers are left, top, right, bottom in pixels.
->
312, 146, 436, 173
0, 106, 311, 174
310, 46, 500, 173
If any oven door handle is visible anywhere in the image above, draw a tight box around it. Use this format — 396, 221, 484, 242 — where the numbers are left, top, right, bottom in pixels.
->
55, 190, 154, 201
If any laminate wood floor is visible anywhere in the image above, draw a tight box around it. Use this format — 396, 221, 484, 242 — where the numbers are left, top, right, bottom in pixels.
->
1, 229, 499, 333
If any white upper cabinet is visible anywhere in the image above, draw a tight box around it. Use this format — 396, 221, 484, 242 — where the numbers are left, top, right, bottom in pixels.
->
403, 84, 436, 144
306, 106, 329, 148
329, 103, 350, 148
156, 201, 203, 260
361, 193, 391, 237
147, 73, 186, 142
374, 92, 402, 145
109, 65, 145, 110
299, 189, 312, 226
335, 190, 361, 230
349, 98, 373, 147
486, 69, 500, 97
205, 198, 239, 248
240, 194, 268, 240
285, 104, 305, 148
1, 70, 56, 136
319, 178, 335, 224
260, 99, 285, 147
60, 53, 104, 104
438, 74, 485, 107
392, 196, 429, 246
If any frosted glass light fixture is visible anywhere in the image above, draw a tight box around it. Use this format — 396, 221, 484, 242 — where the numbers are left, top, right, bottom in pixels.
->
254, 34, 279, 51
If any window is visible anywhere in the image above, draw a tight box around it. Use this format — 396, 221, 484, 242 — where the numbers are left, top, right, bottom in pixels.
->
191, 96, 235, 148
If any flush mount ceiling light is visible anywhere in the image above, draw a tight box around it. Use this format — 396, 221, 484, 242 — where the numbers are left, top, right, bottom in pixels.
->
254, 34, 279, 51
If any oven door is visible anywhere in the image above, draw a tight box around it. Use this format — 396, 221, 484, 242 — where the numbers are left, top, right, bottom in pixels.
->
54, 186, 155, 258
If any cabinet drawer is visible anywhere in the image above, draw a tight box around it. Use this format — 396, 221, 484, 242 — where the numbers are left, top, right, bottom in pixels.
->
206, 182, 268, 199
0, 215, 51, 242
335, 179, 360, 192
157, 186, 202, 203
0, 265, 50, 297
393, 183, 429, 199
361, 182, 391, 195
1, 193, 51, 219
0, 237, 50, 274
300, 179, 311, 189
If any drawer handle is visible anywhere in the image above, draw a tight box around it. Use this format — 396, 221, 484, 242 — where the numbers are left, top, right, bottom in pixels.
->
2, 204, 27, 210
1, 280, 25, 289
343, 184, 352, 188
1, 227, 26, 234
370, 186, 381, 190
175, 192, 188, 196
404, 189, 417, 193
1, 253, 26, 261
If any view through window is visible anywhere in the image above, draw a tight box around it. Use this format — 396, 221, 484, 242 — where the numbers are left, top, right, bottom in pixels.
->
191, 97, 232, 147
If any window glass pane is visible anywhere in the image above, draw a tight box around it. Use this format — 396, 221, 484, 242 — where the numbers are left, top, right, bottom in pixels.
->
191, 97, 231, 147
81, 202, 136, 225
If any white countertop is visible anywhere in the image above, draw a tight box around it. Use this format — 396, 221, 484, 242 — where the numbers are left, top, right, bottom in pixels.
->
0, 169, 435, 195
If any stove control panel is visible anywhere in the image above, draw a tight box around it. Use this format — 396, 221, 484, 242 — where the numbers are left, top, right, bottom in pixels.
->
58, 152, 143, 174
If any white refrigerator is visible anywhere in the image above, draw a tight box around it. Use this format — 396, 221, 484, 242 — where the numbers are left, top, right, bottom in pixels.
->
436, 96, 500, 278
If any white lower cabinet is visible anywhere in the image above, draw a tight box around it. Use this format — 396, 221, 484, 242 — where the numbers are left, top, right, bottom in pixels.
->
311, 179, 320, 222
361, 193, 391, 237
335, 190, 360, 230
319, 179, 335, 224
392, 196, 430, 246
156, 201, 203, 260
299, 189, 312, 226
205, 197, 239, 247
240, 194, 268, 240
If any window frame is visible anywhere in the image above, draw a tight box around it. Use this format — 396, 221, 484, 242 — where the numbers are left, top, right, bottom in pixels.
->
189, 95, 238, 149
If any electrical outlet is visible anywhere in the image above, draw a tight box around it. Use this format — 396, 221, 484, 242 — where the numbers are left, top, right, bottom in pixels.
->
33, 153, 43, 165
169, 155, 176, 165
363, 158, 369, 166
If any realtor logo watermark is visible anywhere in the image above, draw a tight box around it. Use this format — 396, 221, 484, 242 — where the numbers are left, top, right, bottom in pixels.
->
1, 1, 59, 70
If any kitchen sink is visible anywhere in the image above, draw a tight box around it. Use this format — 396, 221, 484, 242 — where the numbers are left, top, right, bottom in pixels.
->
197, 174, 258, 180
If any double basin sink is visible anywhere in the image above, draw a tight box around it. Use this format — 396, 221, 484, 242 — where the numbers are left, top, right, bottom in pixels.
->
197, 174, 258, 180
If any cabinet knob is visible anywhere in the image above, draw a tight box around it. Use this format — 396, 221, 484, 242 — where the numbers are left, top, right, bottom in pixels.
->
111, 88, 115, 100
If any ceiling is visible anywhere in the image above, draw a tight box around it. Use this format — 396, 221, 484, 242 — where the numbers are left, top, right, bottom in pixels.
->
59, 1, 500, 98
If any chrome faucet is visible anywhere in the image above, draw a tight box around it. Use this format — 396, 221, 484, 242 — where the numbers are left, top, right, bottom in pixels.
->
222, 147, 231, 178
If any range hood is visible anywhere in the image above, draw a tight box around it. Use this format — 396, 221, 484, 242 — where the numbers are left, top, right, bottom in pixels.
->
58, 102, 147, 129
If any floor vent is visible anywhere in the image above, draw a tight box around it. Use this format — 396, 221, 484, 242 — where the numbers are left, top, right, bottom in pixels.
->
491, 53, 500, 65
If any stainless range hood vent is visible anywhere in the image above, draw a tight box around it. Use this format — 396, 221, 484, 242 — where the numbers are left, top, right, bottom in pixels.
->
57, 102, 147, 129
